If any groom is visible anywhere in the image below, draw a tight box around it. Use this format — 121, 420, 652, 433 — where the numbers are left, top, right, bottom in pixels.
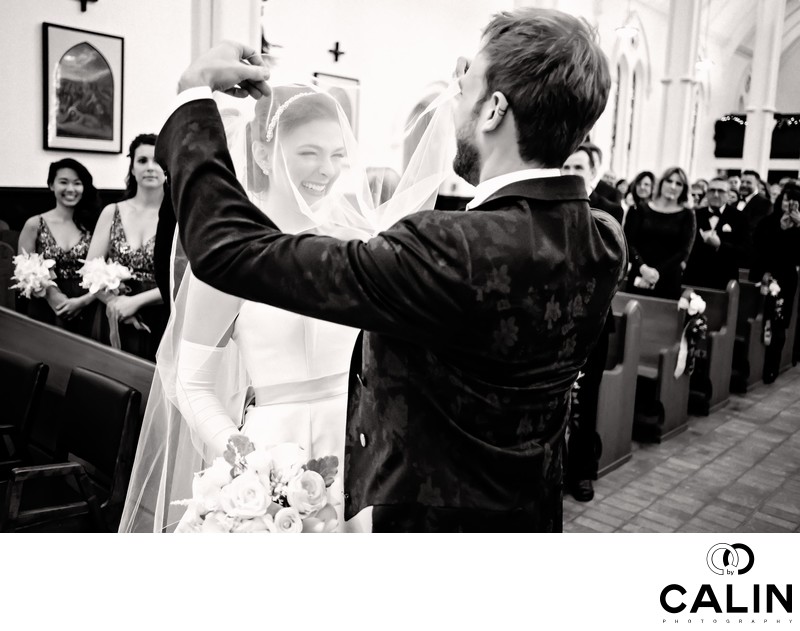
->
159, 7, 626, 532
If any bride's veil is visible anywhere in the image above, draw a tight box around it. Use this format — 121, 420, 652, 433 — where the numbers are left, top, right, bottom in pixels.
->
119, 82, 458, 532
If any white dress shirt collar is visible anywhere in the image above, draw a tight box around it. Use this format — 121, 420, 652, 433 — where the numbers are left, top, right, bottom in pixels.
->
466, 168, 562, 210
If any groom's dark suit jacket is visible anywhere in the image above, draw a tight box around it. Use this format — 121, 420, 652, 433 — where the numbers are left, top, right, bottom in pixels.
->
158, 99, 627, 532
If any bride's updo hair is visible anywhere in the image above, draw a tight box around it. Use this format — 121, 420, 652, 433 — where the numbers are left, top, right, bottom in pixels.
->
247, 87, 340, 193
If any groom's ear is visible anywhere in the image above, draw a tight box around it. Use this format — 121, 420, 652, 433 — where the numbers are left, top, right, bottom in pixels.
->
252, 141, 271, 175
481, 92, 509, 133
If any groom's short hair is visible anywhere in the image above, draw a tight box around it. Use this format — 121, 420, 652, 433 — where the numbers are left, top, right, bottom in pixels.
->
481, 8, 610, 168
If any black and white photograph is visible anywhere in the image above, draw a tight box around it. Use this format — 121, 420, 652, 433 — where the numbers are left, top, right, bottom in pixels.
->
0, 0, 798, 628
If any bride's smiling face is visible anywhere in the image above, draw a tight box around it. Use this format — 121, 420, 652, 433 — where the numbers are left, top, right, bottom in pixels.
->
278, 118, 346, 206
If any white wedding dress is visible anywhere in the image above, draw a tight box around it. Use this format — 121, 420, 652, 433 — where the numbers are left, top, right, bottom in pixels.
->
232, 300, 358, 526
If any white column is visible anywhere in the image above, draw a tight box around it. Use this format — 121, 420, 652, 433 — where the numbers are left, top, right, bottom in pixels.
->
741, 0, 786, 178
656, 0, 702, 172
191, 0, 260, 59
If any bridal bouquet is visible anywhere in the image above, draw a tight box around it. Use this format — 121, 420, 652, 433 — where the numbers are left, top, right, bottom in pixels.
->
78, 257, 133, 295
10, 251, 57, 299
174, 436, 339, 533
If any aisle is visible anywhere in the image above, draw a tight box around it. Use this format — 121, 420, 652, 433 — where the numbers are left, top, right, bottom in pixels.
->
564, 366, 800, 532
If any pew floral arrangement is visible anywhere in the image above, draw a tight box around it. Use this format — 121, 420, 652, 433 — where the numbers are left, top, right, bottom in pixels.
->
758, 273, 784, 346
675, 290, 708, 378
10, 251, 57, 299
173, 436, 339, 534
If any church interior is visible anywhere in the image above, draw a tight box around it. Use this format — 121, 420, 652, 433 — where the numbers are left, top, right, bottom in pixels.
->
0, 0, 798, 537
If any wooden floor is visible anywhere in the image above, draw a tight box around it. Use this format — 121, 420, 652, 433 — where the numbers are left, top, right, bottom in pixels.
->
564, 365, 800, 533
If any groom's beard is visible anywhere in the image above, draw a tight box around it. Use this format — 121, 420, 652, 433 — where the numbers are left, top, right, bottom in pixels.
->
453, 116, 481, 186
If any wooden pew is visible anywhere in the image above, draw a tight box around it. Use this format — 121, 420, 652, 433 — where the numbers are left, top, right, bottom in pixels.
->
0, 307, 154, 458
682, 281, 739, 415
779, 283, 799, 373
730, 279, 765, 392
597, 298, 642, 477
611, 292, 690, 443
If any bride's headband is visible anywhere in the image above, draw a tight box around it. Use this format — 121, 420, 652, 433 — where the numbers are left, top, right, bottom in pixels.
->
264, 92, 316, 142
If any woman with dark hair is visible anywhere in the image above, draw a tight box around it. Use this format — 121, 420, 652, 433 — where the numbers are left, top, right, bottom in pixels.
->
85, 133, 167, 360
17, 158, 100, 336
749, 182, 800, 383
624, 166, 696, 299
629, 170, 656, 211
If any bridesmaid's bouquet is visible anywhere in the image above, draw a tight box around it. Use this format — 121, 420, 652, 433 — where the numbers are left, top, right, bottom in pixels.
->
77, 257, 133, 295
10, 251, 57, 298
174, 436, 340, 533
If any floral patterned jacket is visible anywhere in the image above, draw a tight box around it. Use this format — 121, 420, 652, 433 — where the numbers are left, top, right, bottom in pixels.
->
159, 99, 628, 532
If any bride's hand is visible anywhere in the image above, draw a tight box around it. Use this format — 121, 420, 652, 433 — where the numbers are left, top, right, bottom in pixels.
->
179, 41, 271, 100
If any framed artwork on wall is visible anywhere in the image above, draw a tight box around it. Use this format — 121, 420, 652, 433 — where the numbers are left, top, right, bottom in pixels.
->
42, 23, 124, 153
312, 72, 360, 138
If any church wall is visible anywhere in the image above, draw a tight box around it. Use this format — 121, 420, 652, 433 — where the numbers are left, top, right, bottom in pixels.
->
261, 0, 513, 187
0, 0, 192, 190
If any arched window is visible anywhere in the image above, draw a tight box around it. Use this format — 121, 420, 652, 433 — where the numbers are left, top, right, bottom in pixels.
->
609, 63, 622, 168
55, 43, 114, 140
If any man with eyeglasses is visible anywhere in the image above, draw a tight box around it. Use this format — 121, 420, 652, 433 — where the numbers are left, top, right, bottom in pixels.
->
684, 176, 749, 290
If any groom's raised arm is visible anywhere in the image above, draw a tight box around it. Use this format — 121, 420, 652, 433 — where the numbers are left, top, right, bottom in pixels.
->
158, 94, 469, 344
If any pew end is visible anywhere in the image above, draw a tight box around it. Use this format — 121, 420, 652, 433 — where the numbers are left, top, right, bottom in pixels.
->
597, 299, 642, 477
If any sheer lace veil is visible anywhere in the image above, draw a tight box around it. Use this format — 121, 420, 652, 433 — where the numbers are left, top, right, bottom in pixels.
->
119, 82, 458, 532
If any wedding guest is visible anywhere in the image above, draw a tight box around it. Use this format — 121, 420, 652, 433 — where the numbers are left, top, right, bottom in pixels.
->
615, 178, 629, 201
161, 8, 625, 532
684, 177, 748, 290
86, 134, 167, 360
17, 158, 100, 336
738, 169, 773, 267
749, 182, 800, 383
560, 144, 622, 501
628, 170, 656, 212
624, 166, 696, 299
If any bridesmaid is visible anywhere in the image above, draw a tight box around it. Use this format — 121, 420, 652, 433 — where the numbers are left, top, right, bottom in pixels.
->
17, 158, 100, 337
86, 134, 167, 360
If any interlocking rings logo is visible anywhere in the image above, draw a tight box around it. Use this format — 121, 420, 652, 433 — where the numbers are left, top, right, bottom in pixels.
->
706, 543, 755, 576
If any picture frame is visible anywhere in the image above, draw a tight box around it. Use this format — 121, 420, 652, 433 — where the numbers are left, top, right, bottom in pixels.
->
42, 23, 124, 153
312, 72, 360, 138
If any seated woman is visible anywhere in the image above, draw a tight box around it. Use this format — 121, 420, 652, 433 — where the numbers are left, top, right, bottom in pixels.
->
624, 166, 696, 299
85, 134, 167, 361
17, 158, 100, 337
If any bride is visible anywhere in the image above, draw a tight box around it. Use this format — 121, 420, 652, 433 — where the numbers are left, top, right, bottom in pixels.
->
119, 82, 455, 532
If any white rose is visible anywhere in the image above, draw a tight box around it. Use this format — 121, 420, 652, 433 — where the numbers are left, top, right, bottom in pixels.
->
231, 515, 277, 533
174, 505, 203, 533
244, 449, 274, 490
677, 297, 690, 311
218, 471, 269, 518
301, 503, 339, 533
274, 507, 303, 533
192, 458, 233, 514
286, 470, 328, 516
201, 511, 232, 533
267, 443, 306, 481
688, 293, 706, 316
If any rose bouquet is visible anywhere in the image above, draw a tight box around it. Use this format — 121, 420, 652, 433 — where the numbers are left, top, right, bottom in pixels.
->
10, 251, 57, 299
174, 435, 340, 533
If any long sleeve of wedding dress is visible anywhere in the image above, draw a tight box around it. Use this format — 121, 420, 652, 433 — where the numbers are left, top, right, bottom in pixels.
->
175, 339, 239, 456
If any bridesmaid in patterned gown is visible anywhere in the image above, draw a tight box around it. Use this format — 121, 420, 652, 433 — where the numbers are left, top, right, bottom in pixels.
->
85, 134, 167, 361
17, 158, 100, 337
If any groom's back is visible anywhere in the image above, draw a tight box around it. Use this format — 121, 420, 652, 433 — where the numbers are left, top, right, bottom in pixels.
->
344, 175, 626, 532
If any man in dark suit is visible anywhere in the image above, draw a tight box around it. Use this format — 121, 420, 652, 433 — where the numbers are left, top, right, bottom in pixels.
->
159, 8, 626, 532
738, 169, 772, 267
684, 177, 749, 289
560, 144, 623, 501
584, 142, 622, 205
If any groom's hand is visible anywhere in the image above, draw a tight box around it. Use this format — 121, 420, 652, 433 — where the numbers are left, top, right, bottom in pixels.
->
178, 41, 271, 100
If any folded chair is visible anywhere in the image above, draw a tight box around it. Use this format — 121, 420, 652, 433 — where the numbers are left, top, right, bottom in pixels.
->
1, 367, 142, 532
0, 349, 49, 477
